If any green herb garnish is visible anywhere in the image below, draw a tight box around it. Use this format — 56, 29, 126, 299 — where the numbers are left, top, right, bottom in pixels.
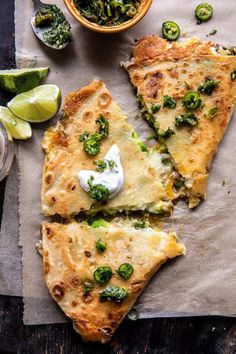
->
175, 113, 199, 127
94, 160, 107, 172
100, 285, 128, 303
117, 263, 134, 280
81, 115, 109, 156
133, 221, 146, 229
79, 130, 90, 142
158, 127, 175, 139
139, 142, 148, 152
73, 0, 139, 26
35, 5, 72, 49
151, 103, 161, 113
93, 266, 113, 284
96, 115, 109, 139
208, 28, 217, 36
83, 278, 94, 294
108, 160, 117, 170
198, 79, 220, 95
87, 176, 110, 202
174, 180, 185, 190
163, 95, 177, 109
96, 239, 107, 253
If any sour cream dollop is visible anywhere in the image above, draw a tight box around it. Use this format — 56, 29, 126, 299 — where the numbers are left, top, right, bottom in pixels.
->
77, 144, 124, 199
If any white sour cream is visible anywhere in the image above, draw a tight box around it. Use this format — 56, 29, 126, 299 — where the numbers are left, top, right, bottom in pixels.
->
77, 144, 124, 199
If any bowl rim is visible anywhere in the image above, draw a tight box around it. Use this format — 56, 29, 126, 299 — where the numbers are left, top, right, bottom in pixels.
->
63, 0, 153, 33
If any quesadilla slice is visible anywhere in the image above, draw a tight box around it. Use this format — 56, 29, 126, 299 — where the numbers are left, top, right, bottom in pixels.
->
42, 80, 175, 217
42, 219, 185, 343
125, 36, 236, 207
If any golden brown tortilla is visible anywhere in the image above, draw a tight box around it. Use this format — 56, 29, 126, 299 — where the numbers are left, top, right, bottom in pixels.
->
42, 219, 185, 343
125, 36, 236, 207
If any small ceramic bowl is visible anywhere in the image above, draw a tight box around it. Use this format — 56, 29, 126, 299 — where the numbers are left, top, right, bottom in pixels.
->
64, 0, 153, 33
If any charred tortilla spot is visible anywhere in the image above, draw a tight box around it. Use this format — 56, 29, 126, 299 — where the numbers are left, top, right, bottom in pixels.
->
51, 196, 56, 204
83, 110, 94, 123
45, 172, 54, 187
84, 251, 91, 257
145, 71, 163, 99
67, 180, 77, 192
44, 261, 50, 275
169, 70, 179, 79
52, 131, 68, 148
82, 293, 93, 304
107, 312, 113, 320
70, 276, 81, 287
45, 226, 54, 238
98, 93, 111, 108
52, 284, 65, 301
71, 300, 78, 307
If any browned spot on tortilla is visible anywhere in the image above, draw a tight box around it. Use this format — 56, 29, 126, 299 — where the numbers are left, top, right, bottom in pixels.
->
52, 284, 65, 301
98, 93, 111, 108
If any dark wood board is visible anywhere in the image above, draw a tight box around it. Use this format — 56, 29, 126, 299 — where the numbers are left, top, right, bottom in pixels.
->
0, 1, 235, 353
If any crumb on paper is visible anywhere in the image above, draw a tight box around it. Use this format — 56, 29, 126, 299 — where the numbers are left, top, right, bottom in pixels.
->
222, 180, 226, 186
182, 31, 187, 37
36, 240, 43, 256
207, 28, 217, 36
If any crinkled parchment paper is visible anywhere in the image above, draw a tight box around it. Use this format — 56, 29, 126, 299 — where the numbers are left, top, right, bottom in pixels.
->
5, 0, 236, 324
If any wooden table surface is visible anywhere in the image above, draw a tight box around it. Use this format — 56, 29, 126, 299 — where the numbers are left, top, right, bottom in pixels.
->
0, 1, 236, 353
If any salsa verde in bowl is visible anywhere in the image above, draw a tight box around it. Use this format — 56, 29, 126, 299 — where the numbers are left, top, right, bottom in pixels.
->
64, 0, 153, 33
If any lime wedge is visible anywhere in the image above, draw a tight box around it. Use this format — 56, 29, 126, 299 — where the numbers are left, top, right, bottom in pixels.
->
0, 106, 32, 140
0, 67, 49, 94
7, 84, 61, 123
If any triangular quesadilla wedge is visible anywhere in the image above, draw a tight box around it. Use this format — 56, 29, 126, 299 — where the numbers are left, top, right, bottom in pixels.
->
125, 36, 236, 207
42, 80, 175, 217
42, 219, 185, 343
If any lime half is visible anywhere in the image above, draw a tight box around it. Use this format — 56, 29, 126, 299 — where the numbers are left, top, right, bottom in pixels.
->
0, 106, 32, 140
0, 67, 49, 94
7, 84, 61, 123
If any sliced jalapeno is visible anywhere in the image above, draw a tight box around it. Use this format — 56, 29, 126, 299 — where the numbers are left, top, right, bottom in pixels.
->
162, 21, 180, 41
83, 138, 100, 156
182, 92, 202, 110
195, 3, 213, 22
93, 266, 113, 284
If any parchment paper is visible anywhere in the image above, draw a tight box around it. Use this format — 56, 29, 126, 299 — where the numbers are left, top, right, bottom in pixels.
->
13, 0, 236, 324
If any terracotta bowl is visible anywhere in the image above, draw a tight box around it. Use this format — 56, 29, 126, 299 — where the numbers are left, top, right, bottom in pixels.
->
64, 0, 153, 33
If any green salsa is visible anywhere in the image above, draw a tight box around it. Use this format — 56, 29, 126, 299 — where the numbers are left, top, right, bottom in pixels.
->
35, 5, 72, 49
73, 0, 140, 26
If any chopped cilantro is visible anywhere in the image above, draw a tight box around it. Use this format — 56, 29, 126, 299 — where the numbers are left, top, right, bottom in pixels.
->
79, 130, 90, 141
198, 79, 220, 95
158, 127, 175, 139
108, 160, 117, 170
163, 95, 177, 109
94, 160, 107, 172
133, 221, 146, 229
139, 142, 148, 152
175, 113, 199, 127
151, 103, 161, 113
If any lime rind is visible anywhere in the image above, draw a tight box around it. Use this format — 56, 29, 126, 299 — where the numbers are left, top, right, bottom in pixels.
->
0, 106, 32, 140
7, 84, 61, 123
0, 67, 49, 94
